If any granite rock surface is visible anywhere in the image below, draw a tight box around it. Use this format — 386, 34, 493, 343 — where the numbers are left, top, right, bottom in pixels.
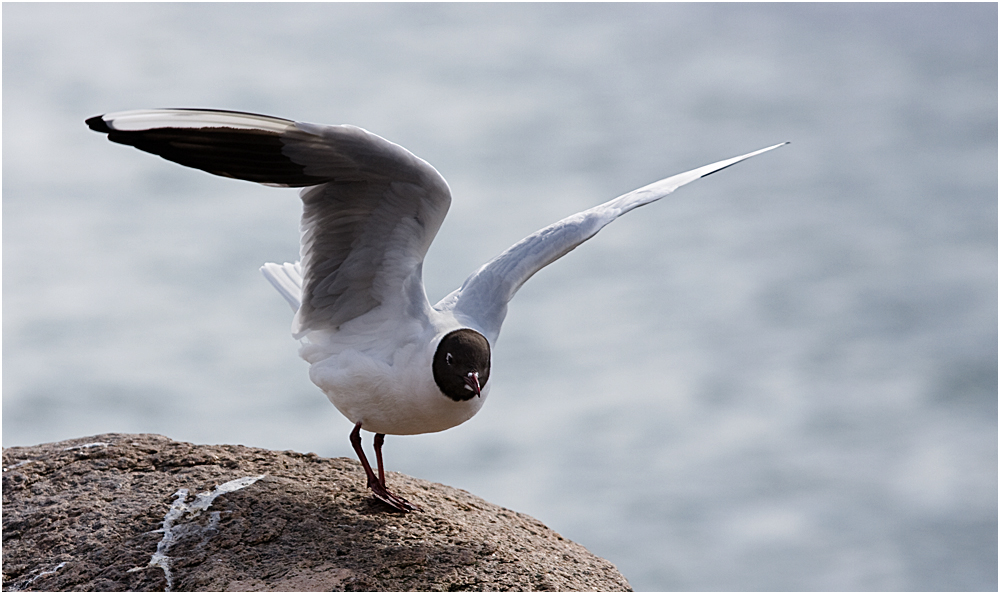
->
2, 434, 631, 592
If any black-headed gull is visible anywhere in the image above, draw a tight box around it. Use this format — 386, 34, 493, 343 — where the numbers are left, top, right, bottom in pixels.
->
87, 108, 785, 511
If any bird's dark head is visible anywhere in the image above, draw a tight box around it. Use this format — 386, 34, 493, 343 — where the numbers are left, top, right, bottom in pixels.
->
432, 329, 491, 402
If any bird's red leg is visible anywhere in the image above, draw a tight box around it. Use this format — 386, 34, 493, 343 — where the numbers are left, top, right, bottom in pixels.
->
374, 432, 387, 488
349, 422, 383, 495
349, 422, 419, 512
374, 431, 420, 512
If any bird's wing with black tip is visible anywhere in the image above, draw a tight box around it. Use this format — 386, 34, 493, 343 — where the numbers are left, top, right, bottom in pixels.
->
85, 109, 327, 186
88, 109, 453, 334
436, 142, 788, 344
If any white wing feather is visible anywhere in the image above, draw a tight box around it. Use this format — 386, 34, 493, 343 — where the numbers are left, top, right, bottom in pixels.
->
437, 142, 788, 344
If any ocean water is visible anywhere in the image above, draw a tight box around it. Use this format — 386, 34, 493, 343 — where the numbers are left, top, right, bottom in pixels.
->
3, 4, 996, 591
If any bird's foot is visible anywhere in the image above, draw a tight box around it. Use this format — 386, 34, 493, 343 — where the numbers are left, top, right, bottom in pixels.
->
368, 479, 421, 512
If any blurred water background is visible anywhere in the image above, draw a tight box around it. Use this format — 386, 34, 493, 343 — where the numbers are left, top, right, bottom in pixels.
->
3, 3, 996, 591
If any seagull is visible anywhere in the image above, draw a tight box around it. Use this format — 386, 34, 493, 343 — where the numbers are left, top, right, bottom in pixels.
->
86, 108, 785, 511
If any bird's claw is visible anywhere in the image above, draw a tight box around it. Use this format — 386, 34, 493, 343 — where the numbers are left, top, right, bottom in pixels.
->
368, 479, 421, 512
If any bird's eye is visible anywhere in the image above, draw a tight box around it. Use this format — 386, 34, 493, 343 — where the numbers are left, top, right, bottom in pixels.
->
446, 353, 454, 366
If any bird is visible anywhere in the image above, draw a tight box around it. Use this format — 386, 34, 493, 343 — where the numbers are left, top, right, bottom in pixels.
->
86, 108, 786, 511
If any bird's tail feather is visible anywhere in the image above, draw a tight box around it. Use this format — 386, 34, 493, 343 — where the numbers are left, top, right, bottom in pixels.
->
260, 262, 304, 311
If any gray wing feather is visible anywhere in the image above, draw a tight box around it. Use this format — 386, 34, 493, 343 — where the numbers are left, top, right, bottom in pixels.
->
284, 123, 452, 334
438, 143, 788, 344
87, 109, 452, 335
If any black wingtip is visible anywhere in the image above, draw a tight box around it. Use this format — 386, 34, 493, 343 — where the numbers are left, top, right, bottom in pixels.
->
85, 115, 111, 133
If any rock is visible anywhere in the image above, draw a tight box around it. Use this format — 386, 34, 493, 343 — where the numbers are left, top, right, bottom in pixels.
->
2, 434, 631, 592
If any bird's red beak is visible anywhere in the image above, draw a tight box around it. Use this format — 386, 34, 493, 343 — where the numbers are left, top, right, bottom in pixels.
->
464, 372, 482, 397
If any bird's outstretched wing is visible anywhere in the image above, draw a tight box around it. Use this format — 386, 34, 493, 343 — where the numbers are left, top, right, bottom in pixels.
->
436, 143, 788, 344
87, 109, 452, 336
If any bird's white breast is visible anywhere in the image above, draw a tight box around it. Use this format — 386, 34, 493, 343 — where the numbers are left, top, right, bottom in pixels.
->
298, 309, 489, 436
